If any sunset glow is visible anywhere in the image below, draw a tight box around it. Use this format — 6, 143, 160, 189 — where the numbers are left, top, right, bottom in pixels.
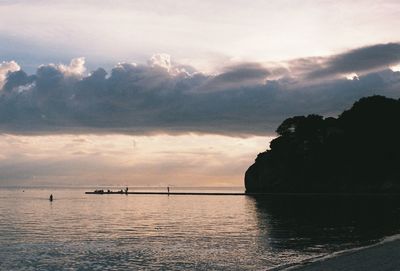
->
0, 0, 400, 188
0, 134, 271, 186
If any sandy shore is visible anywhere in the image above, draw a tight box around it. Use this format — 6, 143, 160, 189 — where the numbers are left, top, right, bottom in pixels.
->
286, 239, 400, 271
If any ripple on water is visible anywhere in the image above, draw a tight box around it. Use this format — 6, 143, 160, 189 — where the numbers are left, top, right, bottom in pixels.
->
1, 188, 400, 270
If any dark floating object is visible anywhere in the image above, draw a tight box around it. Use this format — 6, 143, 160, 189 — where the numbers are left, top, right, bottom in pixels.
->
86, 191, 400, 196
49, 194, 53, 201
87, 189, 248, 195
245, 95, 400, 193
92, 189, 128, 194
87, 192, 248, 195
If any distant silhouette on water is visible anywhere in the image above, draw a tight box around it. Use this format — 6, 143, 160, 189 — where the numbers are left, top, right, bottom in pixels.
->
167, 186, 170, 194
49, 194, 53, 202
245, 95, 400, 193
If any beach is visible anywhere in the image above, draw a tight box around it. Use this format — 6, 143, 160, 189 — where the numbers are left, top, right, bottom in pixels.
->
287, 238, 400, 271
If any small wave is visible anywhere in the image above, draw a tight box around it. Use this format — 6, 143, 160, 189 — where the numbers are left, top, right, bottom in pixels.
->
265, 233, 400, 271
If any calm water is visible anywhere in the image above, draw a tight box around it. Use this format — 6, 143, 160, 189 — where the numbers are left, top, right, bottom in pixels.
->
1, 187, 400, 270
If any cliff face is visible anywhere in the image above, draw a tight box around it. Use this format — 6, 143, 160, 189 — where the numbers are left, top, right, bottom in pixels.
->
245, 95, 400, 193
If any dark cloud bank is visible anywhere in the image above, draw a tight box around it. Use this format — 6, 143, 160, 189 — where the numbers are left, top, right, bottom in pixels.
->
1, 43, 400, 136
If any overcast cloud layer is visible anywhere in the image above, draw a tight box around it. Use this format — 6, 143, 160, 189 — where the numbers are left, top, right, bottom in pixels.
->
1, 43, 400, 136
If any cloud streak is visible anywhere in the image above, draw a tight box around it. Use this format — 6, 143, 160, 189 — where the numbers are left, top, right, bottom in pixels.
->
1, 43, 400, 136
304, 43, 400, 79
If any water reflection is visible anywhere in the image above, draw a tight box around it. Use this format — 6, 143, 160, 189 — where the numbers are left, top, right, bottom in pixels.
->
251, 195, 400, 252
1, 188, 400, 270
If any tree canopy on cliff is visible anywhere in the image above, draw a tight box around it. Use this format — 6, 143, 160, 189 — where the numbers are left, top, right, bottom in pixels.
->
245, 95, 400, 193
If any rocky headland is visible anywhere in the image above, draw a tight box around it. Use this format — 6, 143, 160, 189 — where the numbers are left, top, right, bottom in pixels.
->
245, 95, 400, 193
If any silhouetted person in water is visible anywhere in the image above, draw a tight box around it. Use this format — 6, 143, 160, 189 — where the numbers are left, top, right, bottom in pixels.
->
167, 186, 170, 194
49, 194, 53, 202
125, 187, 128, 194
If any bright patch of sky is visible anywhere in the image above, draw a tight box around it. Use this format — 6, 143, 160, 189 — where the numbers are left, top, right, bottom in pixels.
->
1, 0, 399, 72
0, 134, 271, 187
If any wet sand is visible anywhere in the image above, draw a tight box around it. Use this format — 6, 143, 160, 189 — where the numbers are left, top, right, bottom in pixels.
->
287, 239, 400, 271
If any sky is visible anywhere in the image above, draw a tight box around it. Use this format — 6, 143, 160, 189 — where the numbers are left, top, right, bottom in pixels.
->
0, 0, 400, 187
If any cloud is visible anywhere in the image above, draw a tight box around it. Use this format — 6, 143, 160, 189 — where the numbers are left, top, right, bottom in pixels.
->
199, 63, 270, 92
0, 60, 20, 88
295, 43, 400, 79
148, 53, 171, 71
1, 45, 400, 136
56, 57, 86, 76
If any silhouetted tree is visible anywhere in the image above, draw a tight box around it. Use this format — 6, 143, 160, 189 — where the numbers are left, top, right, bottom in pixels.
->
245, 95, 400, 193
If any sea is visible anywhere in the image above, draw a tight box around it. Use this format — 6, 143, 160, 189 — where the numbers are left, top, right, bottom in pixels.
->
1, 186, 400, 270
